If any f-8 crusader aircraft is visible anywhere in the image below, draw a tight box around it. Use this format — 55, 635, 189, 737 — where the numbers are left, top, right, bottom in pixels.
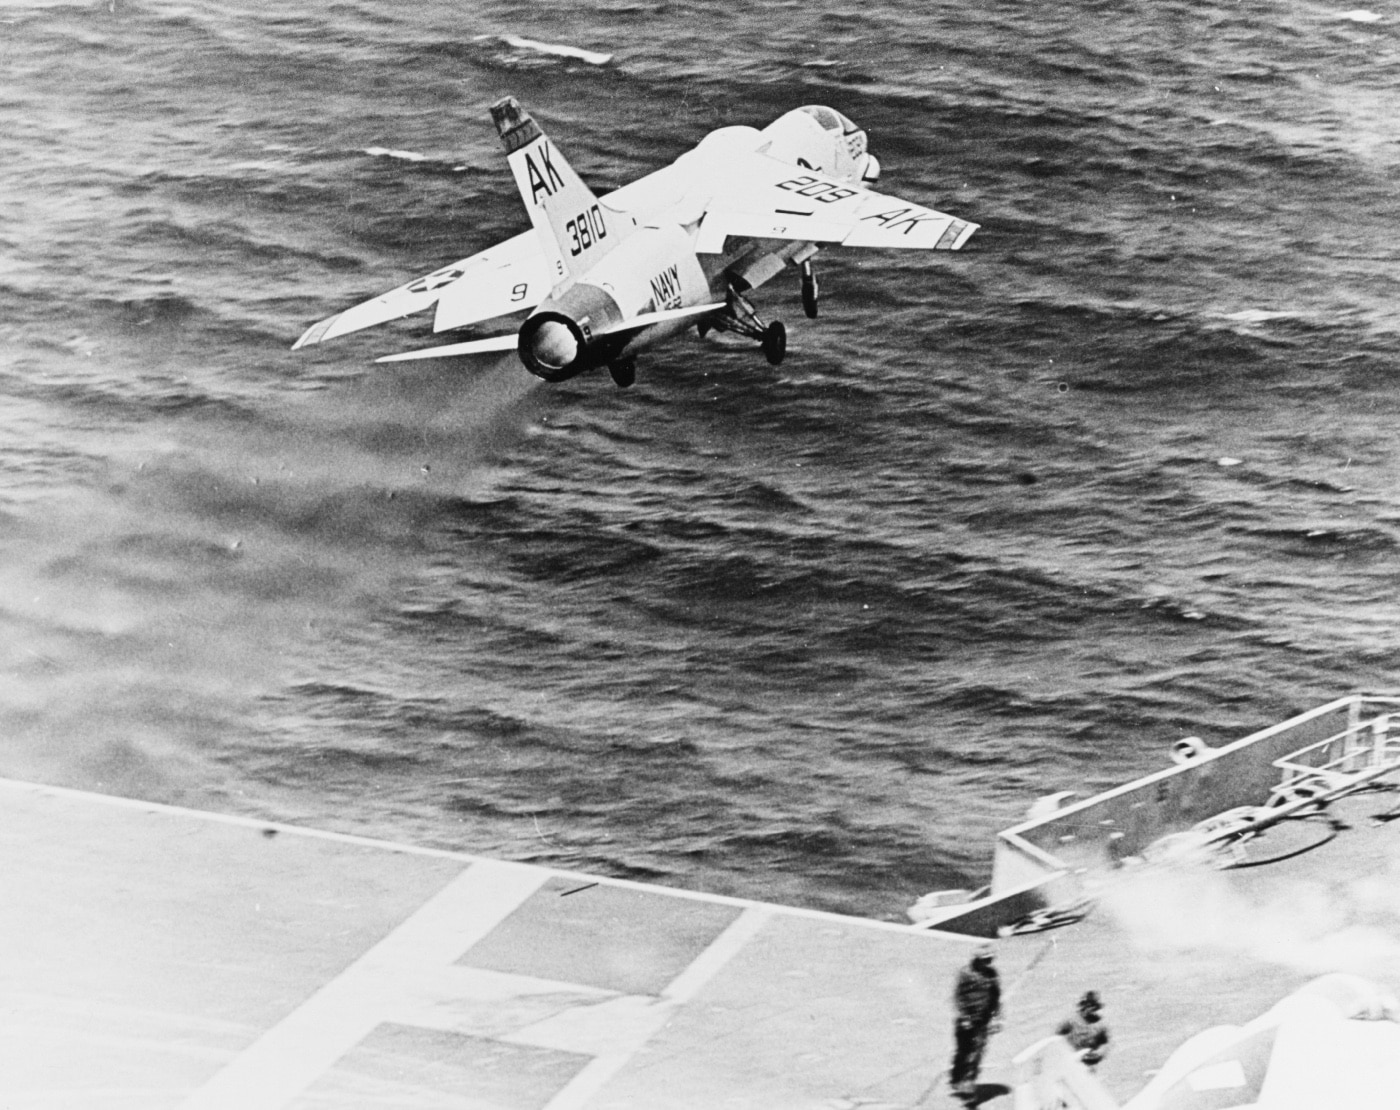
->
293, 98, 978, 388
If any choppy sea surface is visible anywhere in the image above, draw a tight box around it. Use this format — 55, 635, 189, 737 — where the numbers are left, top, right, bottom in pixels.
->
2, 0, 1398, 918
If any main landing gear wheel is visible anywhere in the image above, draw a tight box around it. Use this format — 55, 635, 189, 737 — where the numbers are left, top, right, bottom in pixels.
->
608, 358, 636, 388
714, 283, 789, 367
801, 260, 819, 320
761, 321, 786, 366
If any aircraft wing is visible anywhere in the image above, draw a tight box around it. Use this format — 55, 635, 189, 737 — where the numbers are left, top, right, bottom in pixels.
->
431, 233, 552, 333
292, 231, 548, 349
694, 154, 978, 254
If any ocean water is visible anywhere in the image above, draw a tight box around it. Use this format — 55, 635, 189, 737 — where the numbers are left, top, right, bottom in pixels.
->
2, 0, 1398, 918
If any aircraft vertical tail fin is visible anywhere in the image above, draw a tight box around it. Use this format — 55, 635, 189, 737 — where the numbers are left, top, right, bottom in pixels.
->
490, 97, 631, 290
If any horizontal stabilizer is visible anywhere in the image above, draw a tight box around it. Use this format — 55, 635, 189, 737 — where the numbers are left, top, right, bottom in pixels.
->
374, 335, 519, 363
597, 302, 726, 336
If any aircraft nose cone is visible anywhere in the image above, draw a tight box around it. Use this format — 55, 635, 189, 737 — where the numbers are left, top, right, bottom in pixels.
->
530, 320, 578, 370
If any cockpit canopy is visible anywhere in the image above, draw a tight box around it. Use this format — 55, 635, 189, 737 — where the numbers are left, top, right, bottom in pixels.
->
769, 105, 875, 183
797, 104, 860, 136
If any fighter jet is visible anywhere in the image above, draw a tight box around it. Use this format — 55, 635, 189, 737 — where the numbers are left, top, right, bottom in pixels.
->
292, 98, 978, 388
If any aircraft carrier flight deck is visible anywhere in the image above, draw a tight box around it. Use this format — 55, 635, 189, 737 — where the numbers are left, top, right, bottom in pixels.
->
4, 694, 1399, 1109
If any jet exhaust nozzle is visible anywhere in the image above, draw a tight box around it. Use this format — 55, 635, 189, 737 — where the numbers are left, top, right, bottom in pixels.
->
516, 284, 625, 382
530, 320, 579, 371
518, 313, 587, 381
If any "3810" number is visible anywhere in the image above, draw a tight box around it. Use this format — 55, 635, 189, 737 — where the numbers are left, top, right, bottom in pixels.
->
566, 205, 607, 256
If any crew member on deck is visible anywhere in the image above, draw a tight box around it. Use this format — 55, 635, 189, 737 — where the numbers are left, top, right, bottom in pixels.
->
949, 944, 1001, 1104
1057, 990, 1109, 1071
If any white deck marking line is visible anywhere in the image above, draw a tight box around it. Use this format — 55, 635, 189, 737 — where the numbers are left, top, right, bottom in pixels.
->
660, 906, 773, 1003
539, 905, 774, 1110
177, 860, 547, 1110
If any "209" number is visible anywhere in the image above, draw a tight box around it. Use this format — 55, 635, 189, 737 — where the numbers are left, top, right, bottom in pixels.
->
775, 175, 856, 204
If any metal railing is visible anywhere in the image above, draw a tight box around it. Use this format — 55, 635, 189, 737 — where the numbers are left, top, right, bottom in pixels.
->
1275, 706, 1400, 784
990, 694, 1400, 894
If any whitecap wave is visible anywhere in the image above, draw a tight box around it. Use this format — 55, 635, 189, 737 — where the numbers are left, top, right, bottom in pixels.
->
474, 34, 613, 66
363, 147, 428, 162
1220, 309, 1296, 323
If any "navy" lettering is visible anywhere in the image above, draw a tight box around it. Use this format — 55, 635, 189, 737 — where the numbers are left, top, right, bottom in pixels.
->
649, 264, 682, 309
